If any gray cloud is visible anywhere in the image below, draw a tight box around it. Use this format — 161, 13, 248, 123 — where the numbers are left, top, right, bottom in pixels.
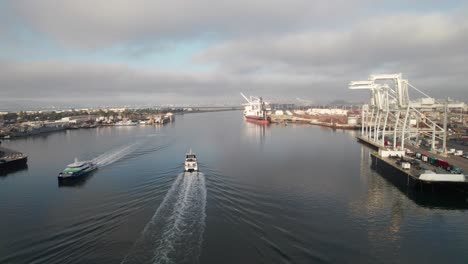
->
197, 11, 468, 100
0, 1, 467, 108
6, 0, 367, 49
0, 59, 352, 106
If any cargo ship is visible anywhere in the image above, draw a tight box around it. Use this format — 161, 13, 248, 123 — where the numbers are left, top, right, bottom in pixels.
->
0, 143, 28, 171
241, 93, 271, 125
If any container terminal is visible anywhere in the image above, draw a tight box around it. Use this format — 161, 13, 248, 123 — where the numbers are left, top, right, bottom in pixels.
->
350, 73, 467, 191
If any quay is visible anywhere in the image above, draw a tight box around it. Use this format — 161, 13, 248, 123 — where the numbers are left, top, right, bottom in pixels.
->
357, 135, 382, 150
270, 114, 360, 129
357, 135, 468, 173
370, 151, 468, 191
358, 130, 468, 191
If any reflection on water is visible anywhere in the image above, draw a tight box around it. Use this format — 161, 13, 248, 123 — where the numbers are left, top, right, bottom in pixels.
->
243, 121, 267, 146
0, 164, 28, 177
349, 145, 468, 259
122, 172, 206, 264
1, 111, 468, 264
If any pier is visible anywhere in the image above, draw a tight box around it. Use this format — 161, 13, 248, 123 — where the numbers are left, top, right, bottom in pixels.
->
356, 135, 383, 150
371, 152, 468, 191
270, 114, 360, 129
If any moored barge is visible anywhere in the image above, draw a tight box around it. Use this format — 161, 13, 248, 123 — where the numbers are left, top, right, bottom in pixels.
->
0, 144, 28, 170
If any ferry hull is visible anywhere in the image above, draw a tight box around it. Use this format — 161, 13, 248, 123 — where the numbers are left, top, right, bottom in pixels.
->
58, 166, 97, 180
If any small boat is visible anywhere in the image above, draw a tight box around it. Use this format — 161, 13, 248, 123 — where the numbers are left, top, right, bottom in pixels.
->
58, 158, 97, 180
184, 149, 198, 172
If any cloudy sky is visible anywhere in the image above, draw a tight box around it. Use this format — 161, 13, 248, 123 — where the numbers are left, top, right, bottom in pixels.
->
0, 0, 467, 109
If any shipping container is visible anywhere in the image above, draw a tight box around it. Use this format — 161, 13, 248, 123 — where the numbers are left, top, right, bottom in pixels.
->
437, 160, 450, 169
428, 157, 438, 165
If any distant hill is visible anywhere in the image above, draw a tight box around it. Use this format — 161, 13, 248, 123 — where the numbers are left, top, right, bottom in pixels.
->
328, 100, 364, 106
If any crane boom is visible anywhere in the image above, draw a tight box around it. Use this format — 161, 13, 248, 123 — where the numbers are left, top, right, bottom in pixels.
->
240, 92, 251, 103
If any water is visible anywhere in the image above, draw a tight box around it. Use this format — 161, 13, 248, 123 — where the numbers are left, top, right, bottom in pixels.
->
1, 111, 468, 264
93, 143, 139, 168
122, 172, 206, 264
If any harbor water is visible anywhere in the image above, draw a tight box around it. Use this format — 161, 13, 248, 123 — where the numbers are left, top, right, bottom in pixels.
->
1, 111, 468, 263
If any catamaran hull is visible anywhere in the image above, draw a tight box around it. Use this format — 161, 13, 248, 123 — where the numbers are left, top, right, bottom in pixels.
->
58, 166, 97, 180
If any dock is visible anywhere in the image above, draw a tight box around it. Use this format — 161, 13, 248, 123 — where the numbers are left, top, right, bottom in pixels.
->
356, 135, 383, 150
357, 135, 468, 173
371, 152, 468, 190
270, 114, 360, 129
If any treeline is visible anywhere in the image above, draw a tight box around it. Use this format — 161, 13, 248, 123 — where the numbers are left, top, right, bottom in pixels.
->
0, 108, 184, 122
0, 110, 91, 122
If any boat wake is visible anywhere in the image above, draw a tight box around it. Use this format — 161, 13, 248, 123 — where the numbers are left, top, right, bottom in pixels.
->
122, 172, 207, 264
92, 143, 138, 168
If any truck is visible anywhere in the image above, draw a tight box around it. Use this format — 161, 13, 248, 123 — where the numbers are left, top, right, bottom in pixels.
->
449, 166, 463, 174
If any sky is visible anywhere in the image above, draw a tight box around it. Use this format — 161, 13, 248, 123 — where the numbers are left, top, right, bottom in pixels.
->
0, 0, 467, 109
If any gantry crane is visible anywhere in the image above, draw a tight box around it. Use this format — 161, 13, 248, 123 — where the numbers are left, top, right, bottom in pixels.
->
349, 73, 465, 154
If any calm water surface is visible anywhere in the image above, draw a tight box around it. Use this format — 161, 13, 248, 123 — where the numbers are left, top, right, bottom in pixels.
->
1, 111, 468, 264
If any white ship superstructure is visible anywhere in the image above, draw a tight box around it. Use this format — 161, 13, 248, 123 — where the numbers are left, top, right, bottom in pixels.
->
184, 149, 198, 172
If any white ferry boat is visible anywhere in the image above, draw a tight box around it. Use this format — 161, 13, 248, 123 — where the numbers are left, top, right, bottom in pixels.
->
184, 150, 198, 172
58, 158, 97, 180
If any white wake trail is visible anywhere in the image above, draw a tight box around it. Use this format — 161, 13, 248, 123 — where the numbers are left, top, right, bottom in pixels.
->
122, 172, 207, 264
92, 143, 138, 167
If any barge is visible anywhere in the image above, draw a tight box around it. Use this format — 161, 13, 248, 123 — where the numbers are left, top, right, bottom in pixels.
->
0, 144, 28, 171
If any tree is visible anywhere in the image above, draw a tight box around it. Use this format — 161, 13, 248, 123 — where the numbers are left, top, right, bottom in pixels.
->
4, 113, 18, 121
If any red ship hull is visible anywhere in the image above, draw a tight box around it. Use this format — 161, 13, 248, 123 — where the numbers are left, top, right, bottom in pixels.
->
245, 115, 270, 125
